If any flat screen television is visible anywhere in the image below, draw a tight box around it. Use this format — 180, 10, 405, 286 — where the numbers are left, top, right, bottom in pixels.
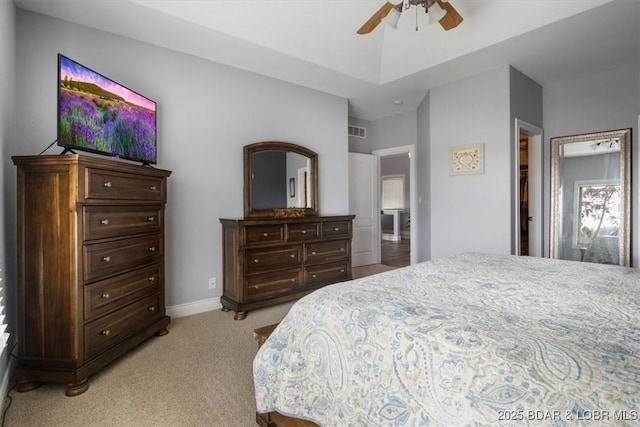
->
57, 54, 157, 165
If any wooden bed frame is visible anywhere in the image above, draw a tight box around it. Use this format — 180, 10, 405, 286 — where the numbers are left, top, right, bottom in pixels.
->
253, 324, 319, 427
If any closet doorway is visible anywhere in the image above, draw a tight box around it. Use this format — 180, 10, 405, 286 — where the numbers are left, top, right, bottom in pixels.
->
373, 145, 417, 267
514, 119, 543, 257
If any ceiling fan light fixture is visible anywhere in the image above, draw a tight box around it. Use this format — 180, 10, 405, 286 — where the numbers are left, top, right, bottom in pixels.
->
427, 1, 447, 24
382, 7, 401, 29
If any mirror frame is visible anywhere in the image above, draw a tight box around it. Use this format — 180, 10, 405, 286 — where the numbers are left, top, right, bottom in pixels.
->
244, 141, 319, 218
550, 128, 631, 266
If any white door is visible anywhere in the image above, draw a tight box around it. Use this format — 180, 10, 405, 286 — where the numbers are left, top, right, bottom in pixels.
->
349, 153, 379, 266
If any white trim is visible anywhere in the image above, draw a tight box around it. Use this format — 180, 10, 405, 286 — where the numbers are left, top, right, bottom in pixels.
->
166, 297, 221, 318
372, 145, 417, 265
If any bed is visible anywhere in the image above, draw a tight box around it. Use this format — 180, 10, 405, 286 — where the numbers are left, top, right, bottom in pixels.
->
253, 253, 640, 426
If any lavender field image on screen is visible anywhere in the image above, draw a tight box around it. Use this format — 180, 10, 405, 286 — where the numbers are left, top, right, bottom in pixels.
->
58, 55, 156, 163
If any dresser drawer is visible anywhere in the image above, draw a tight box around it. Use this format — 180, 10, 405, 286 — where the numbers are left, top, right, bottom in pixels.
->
322, 221, 351, 238
305, 240, 349, 265
84, 293, 162, 359
245, 224, 285, 245
304, 261, 350, 287
84, 264, 162, 321
287, 222, 320, 241
245, 245, 301, 273
83, 206, 163, 241
245, 269, 302, 301
85, 168, 165, 202
83, 235, 163, 282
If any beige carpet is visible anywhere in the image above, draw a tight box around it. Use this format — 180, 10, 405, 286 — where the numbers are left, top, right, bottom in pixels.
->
3, 264, 395, 427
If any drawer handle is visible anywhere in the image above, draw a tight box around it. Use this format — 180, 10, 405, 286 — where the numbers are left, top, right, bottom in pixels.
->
289, 254, 296, 259
147, 216, 155, 222
101, 330, 110, 336
103, 181, 112, 188
254, 285, 260, 290
311, 251, 317, 255
149, 185, 157, 191
101, 293, 110, 299
254, 259, 260, 264
340, 269, 345, 273
101, 256, 111, 263
100, 219, 109, 225
301, 230, 307, 234
340, 248, 345, 252
149, 246, 156, 252
262, 232, 269, 237
311, 274, 317, 279
148, 276, 156, 282
290, 278, 295, 282
148, 306, 156, 312
334, 227, 340, 232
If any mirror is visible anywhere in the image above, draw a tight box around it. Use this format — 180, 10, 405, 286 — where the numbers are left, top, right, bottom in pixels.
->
244, 141, 318, 218
550, 129, 631, 266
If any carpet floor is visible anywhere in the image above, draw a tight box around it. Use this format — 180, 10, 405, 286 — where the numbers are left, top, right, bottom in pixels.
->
3, 264, 395, 427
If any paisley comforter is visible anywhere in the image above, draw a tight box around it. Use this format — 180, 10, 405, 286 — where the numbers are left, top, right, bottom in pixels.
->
253, 253, 640, 426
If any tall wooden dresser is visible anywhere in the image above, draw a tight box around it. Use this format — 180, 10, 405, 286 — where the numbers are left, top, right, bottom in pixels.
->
12, 154, 172, 396
220, 215, 354, 319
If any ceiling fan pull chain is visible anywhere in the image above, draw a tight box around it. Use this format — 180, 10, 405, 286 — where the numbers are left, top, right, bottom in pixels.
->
416, 4, 419, 31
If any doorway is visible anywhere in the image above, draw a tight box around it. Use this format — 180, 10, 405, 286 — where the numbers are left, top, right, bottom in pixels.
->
373, 145, 417, 267
514, 119, 543, 257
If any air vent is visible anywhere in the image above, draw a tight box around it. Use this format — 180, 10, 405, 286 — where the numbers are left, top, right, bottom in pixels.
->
348, 125, 366, 139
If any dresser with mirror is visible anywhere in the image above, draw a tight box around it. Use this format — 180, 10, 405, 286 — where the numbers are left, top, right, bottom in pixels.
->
219, 142, 354, 320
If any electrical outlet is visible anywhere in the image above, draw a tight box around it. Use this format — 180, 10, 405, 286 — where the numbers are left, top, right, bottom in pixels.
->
208, 277, 217, 290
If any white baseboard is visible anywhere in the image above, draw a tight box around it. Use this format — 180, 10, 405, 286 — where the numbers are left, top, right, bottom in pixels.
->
166, 297, 222, 318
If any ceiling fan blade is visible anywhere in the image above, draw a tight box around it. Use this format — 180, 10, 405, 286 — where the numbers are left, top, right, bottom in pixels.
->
436, 0, 463, 31
357, 2, 395, 35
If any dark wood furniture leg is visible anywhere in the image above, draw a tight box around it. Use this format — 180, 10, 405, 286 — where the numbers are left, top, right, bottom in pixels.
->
66, 379, 89, 397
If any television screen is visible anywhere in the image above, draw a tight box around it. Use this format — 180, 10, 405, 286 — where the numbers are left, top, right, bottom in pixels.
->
57, 54, 157, 164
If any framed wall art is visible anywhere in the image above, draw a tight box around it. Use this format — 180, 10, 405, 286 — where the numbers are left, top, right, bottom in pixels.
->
450, 143, 484, 175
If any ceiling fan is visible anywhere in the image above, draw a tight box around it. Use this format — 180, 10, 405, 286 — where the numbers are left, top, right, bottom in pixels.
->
357, 0, 463, 34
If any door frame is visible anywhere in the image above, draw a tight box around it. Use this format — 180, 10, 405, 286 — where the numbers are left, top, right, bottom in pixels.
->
514, 119, 543, 257
373, 145, 417, 265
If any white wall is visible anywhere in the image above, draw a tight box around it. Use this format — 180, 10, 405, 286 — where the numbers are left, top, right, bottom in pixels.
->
543, 61, 639, 267
12, 10, 350, 310
0, 0, 17, 403
429, 66, 512, 259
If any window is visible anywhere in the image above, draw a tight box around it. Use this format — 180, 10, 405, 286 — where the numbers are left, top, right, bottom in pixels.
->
573, 179, 621, 249
381, 175, 405, 210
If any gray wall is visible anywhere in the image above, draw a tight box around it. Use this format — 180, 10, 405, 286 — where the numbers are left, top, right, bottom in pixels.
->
416, 93, 431, 261
543, 61, 639, 267
0, 0, 17, 400
347, 116, 371, 153
509, 66, 543, 254
429, 66, 512, 259
369, 111, 418, 153
11, 10, 350, 311
348, 111, 417, 155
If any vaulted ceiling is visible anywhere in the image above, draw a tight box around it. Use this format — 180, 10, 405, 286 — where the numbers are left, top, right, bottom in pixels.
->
14, 0, 640, 120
